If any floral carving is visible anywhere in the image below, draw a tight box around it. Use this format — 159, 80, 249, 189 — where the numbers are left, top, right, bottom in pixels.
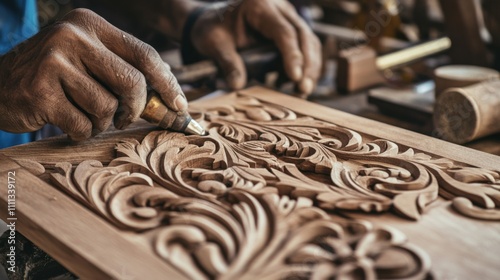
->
50, 158, 430, 279
47, 93, 500, 278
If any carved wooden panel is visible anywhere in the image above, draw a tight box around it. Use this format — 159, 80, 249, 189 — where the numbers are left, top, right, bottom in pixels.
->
1, 87, 499, 279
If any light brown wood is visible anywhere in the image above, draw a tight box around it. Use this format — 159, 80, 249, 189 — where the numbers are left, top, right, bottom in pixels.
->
434, 79, 500, 144
1, 86, 499, 279
336, 45, 385, 92
336, 38, 451, 92
0, 155, 186, 280
433, 65, 499, 98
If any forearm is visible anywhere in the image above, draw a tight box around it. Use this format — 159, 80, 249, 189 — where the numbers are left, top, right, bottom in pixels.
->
92, 0, 208, 41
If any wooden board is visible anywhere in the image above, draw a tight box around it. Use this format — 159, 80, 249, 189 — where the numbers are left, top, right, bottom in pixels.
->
1, 86, 499, 279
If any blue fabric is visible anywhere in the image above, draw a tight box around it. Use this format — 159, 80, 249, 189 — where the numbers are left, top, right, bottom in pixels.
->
0, 132, 33, 149
0, 0, 38, 148
0, 0, 39, 55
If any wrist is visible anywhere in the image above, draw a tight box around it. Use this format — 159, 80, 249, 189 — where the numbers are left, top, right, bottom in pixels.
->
157, 0, 207, 41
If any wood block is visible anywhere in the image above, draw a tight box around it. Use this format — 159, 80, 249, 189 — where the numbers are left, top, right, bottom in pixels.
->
336, 46, 385, 92
1, 86, 499, 279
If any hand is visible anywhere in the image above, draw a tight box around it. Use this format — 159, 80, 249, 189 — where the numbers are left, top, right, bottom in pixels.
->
0, 8, 187, 141
190, 0, 322, 95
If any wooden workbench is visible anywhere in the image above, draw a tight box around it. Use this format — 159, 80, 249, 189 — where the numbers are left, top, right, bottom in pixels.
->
1, 86, 499, 279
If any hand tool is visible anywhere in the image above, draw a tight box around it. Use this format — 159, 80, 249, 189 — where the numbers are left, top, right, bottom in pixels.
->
434, 79, 500, 144
433, 65, 499, 98
337, 37, 451, 92
141, 89, 205, 136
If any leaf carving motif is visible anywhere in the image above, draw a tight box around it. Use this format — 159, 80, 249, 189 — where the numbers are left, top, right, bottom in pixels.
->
48, 94, 500, 278
50, 159, 431, 279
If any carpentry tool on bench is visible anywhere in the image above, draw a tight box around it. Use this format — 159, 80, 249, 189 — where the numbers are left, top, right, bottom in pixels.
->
434, 76, 500, 144
336, 37, 451, 92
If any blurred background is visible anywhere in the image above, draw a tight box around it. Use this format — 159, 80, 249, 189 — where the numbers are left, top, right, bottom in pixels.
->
1, 0, 500, 279
32, 0, 500, 154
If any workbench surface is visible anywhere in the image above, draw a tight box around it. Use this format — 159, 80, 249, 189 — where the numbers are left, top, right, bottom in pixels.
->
1, 87, 499, 279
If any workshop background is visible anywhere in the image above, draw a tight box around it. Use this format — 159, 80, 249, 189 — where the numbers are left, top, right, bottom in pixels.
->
5, 0, 500, 152
1, 0, 500, 279
70, 0, 500, 154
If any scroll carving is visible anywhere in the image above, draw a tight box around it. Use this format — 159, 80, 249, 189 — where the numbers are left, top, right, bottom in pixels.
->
46, 93, 500, 278
50, 158, 430, 279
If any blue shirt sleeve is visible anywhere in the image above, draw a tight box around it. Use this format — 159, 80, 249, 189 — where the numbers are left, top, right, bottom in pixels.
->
0, 0, 39, 148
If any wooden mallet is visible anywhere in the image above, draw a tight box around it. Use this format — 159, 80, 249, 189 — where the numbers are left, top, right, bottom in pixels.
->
336, 37, 451, 92
434, 79, 500, 144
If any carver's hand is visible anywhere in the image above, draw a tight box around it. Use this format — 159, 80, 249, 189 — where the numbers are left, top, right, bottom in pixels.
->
190, 0, 322, 95
0, 8, 187, 141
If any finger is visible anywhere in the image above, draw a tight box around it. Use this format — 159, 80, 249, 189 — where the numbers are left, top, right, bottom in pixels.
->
203, 29, 246, 90
64, 9, 188, 113
278, 3, 322, 95
46, 88, 93, 141
245, 7, 304, 81
60, 60, 118, 133
79, 45, 147, 129
65, 9, 187, 116
297, 34, 322, 95
214, 46, 247, 90
111, 34, 186, 114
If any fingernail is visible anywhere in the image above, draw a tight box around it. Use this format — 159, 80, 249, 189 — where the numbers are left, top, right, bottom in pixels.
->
114, 113, 131, 130
300, 77, 314, 94
115, 119, 127, 130
174, 95, 188, 111
297, 92, 309, 99
91, 128, 102, 137
68, 132, 87, 142
228, 71, 244, 89
292, 66, 303, 81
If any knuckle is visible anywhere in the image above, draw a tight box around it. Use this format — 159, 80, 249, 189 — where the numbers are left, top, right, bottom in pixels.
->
246, 2, 271, 27
56, 112, 91, 139
88, 86, 118, 118
278, 23, 297, 41
72, 117, 92, 138
48, 21, 80, 43
62, 8, 96, 23
134, 41, 159, 68
255, 0, 273, 11
165, 72, 178, 88
125, 67, 146, 92
61, 8, 104, 36
41, 51, 66, 68
288, 50, 303, 62
29, 80, 57, 106
283, 1, 295, 10
250, 3, 266, 18
99, 97, 118, 119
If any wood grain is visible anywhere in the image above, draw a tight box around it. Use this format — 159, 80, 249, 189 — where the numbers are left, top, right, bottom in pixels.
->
434, 79, 500, 144
1, 86, 499, 279
0, 155, 186, 280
